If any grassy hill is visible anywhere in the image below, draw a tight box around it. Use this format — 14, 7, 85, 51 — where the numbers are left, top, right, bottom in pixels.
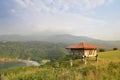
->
99, 50, 120, 60
0, 50, 120, 80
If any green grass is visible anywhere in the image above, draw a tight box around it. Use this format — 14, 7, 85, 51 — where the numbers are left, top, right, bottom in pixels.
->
0, 50, 120, 80
99, 50, 120, 60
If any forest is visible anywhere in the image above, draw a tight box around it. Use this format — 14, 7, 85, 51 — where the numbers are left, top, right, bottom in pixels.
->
0, 41, 68, 62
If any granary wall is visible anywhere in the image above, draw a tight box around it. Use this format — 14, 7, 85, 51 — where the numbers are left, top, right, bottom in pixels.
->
84, 49, 97, 57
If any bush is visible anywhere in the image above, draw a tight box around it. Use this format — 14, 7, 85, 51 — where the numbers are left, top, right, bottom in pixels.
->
113, 48, 118, 50
99, 48, 106, 52
58, 55, 82, 62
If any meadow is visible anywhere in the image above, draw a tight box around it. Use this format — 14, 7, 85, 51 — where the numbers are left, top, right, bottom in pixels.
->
0, 50, 120, 80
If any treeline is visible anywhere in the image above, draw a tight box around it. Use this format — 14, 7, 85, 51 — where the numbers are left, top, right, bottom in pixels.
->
0, 41, 68, 61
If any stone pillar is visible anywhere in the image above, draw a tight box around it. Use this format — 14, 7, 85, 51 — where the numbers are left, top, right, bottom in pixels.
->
70, 59, 73, 67
82, 55, 87, 64
95, 54, 98, 62
0, 74, 2, 80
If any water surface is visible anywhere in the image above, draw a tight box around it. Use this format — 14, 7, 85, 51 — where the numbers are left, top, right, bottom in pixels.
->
0, 62, 26, 70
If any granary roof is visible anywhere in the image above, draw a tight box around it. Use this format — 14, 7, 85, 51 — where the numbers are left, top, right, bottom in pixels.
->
66, 42, 100, 49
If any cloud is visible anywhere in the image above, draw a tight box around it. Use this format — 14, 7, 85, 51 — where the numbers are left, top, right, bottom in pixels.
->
81, 0, 113, 10
12, 0, 114, 23
14, 0, 113, 14
14, 0, 27, 7
11, 9, 16, 13
2, 0, 120, 40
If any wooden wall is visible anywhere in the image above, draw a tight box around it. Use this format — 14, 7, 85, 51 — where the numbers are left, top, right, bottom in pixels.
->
69, 49, 97, 57
84, 49, 97, 57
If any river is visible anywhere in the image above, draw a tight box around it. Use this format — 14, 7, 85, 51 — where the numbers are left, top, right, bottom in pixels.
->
0, 60, 40, 70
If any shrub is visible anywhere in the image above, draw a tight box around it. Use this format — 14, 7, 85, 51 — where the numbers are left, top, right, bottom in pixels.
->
99, 48, 106, 52
58, 55, 82, 62
113, 48, 118, 50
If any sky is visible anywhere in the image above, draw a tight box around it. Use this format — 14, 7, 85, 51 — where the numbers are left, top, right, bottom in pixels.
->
0, 0, 120, 40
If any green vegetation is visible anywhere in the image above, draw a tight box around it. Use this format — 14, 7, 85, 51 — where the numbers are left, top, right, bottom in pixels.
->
0, 34, 120, 50
0, 41, 68, 62
0, 50, 120, 80
99, 50, 120, 60
113, 48, 118, 50
99, 48, 106, 52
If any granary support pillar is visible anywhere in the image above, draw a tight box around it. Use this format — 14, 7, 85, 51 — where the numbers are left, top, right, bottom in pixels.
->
70, 59, 73, 67
82, 55, 87, 64
95, 54, 98, 62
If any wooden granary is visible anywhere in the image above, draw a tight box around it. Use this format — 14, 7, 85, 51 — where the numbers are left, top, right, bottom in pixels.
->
66, 42, 100, 64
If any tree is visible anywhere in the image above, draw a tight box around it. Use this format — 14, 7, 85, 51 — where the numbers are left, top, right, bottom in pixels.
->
99, 48, 106, 52
113, 48, 118, 50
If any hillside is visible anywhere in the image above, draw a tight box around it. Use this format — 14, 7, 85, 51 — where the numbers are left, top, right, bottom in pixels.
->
99, 50, 120, 60
0, 34, 120, 49
0, 41, 68, 61
1, 50, 120, 80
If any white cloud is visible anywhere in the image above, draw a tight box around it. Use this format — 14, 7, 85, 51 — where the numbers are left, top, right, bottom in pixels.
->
12, 0, 114, 23
11, 9, 16, 13
20, 13, 107, 35
82, 0, 112, 9
14, 0, 27, 7
14, 0, 113, 14
4, 0, 120, 40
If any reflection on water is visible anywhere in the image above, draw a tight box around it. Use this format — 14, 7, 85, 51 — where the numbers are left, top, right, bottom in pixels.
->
0, 62, 26, 70
0, 60, 40, 70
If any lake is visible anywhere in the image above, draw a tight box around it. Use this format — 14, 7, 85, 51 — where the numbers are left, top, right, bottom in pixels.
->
0, 62, 26, 70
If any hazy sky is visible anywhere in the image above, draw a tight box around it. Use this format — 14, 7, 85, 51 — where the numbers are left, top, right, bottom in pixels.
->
0, 0, 120, 40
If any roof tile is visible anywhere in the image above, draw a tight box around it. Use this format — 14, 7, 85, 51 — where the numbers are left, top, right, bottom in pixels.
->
66, 42, 100, 49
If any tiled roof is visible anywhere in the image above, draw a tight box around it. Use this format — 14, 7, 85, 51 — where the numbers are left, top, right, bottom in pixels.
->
66, 42, 100, 49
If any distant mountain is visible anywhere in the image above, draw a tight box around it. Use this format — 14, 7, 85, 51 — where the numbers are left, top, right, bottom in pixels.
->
43, 34, 102, 43
0, 34, 103, 42
0, 34, 120, 49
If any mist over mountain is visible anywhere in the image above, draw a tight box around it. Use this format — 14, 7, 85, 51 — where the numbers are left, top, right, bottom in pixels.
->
0, 34, 100, 42
0, 34, 120, 49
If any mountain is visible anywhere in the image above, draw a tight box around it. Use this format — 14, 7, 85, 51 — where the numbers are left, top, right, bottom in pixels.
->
0, 34, 103, 42
0, 34, 120, 49
43, 34, 120, 49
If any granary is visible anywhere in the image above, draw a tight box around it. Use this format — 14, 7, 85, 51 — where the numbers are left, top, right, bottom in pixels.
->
66, 42, 100, 64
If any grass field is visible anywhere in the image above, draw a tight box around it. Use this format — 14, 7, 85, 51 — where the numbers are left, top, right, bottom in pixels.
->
0, 50, 120, 80
99, 50, 120, 60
